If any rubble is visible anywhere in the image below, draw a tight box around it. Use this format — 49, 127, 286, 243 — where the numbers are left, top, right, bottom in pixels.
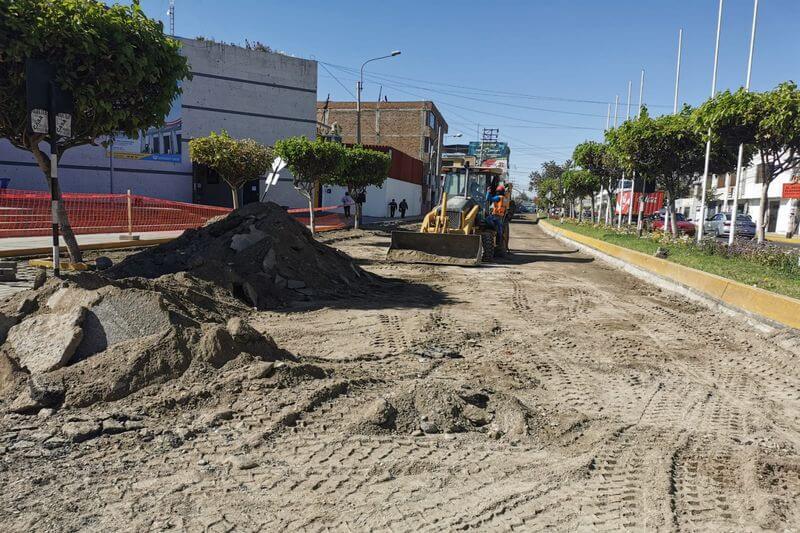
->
105, 201, 373, 309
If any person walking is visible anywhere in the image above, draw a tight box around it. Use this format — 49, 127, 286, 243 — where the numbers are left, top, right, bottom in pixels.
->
389, 199, 397, 218
342, 192, 354, 219
399, 199, 408, 218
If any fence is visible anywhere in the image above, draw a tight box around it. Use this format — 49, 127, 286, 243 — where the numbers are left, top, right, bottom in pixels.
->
0, 189, 348, 238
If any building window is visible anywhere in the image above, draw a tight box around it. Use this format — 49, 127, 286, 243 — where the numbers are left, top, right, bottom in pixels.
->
152, 136, 160, 154
163, 135, 171, 154
176, 134, 182, 154
424, 137, 431, 154
427, 111, 436, 130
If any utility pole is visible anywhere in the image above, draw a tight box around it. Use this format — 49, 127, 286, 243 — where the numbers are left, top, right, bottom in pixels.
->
628, 71, 644, 225
697, 0, 724, 242
605, 104, 611, 131
729, 0, 759, 245
674, 29, 683, 114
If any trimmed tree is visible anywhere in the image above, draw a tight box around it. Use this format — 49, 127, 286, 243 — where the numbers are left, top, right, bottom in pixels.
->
562, 169, 600, 221
573, 141, 622, 225
188, 131, 271, 209
273, 136, 344, 234
694, 82, 800, 242
609, 108, 738, 237
332, 145, 391, 229
0, 0, 190, 262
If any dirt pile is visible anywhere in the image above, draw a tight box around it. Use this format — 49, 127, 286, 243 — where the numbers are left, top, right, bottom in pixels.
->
0, 272, 286, 413
106, 201, 372, 309
348, 380, 535, 438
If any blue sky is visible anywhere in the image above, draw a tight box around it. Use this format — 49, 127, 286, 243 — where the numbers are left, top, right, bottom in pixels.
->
124, 0, 800, 191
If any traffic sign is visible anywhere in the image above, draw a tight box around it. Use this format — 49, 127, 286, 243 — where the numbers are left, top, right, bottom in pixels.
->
55, 113, 72, 138
30, 109, 48, 134
782, 182, 800, 199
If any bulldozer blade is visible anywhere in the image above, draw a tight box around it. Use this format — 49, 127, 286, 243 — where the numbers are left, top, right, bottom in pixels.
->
386, 231, 482, 266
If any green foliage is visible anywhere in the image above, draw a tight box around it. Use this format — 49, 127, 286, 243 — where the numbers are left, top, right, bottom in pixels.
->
607, 109, 737, 201
528, 160, 572, 194
572, 140, 621, 194
188, 131, 271, 192
332, 145, 391, 194
694, 82, 800, 180
273, 136, 345, 198
535, 177, 563, 208
0, 0, 190, 152
561, 169, 600, 200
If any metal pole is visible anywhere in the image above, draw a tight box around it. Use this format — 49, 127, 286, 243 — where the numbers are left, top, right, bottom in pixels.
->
355, 80, 362, 145
697, 0, 724, 243
606, 104, 611, 130
48, 82, 60, 278
674, 29, 683, 114
638, 69, 645, 119
613, 95, 619, 128
626, 81, 632, 121
729, 0, 758, 245
109, 136, 114, 194
628, 71, 645, 225
127, 189, 133, 237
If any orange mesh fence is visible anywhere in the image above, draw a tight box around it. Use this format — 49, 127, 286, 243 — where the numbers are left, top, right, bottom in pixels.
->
287, 204, 348, 231
0, 189, 348, 238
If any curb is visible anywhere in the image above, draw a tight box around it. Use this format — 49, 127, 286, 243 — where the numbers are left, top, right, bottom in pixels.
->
767, 234, 800, 245
540, 220, 800, 331
0, 237, 175, 259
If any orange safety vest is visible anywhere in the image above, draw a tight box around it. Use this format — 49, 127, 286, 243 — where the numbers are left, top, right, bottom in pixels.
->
492, 197, 507, 217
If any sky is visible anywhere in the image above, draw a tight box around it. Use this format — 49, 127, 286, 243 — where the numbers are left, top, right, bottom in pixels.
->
123, 0, 800, 192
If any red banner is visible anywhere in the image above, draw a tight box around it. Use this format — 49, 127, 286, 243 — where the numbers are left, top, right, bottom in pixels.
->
615, 191, 664, 216
782, 182, 800, 199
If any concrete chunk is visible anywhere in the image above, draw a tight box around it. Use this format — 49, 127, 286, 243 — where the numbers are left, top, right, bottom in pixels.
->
7, 309, 85, 374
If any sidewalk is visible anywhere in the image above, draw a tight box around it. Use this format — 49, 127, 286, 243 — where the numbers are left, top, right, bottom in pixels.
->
0, 230, 184, 257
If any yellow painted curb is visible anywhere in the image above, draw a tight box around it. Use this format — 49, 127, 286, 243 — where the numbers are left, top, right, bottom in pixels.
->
767, 234, 800, 245
541, 220, 800, 330
0, 237, 175, 258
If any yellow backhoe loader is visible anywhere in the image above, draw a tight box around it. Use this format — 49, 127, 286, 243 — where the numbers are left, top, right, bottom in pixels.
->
387, 166, 511, 266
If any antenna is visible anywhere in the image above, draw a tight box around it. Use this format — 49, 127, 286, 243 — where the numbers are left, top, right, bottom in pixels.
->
167, 0, 175, 36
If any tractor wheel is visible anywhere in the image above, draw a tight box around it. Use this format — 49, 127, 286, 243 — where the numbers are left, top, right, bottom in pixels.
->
480, 231, 495, 262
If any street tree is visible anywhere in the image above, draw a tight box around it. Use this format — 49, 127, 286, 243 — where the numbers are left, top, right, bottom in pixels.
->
562, 169, 600, 221
188, 131, 271, 209
694, 82, 800, 242
573, 141, 622, 225
609, 108, 737, 236
273, 136, 344, 234
332, 145, 391, 229
528, 160, 572, 216
0, 0, 190, 262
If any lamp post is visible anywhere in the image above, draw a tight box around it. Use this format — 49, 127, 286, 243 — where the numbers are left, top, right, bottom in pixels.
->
356, 51, 401, 145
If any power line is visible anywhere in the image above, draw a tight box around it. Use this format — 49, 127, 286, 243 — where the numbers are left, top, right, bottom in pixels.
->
318, 63, 356, 99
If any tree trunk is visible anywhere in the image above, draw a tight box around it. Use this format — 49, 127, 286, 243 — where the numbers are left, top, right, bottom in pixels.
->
230, 186, 240, 209
604, 190, 612, 226
578, 197, 583, 222
354, 201, 361, 230
668, 196, 678, 238
757, 181, 768, 243
590, 195, 596, 224
636, 193, 645, 237
786, 198, 799, 238
308, 187, 316, 234
31, 144, 82, 263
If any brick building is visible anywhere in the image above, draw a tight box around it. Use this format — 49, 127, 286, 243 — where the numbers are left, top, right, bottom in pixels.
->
316, 100, 448, 211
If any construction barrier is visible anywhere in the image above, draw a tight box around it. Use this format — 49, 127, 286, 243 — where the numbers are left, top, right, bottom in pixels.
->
0, 189, 348, 238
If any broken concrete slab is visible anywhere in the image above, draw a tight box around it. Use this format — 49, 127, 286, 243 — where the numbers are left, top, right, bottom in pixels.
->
46, 287, 102, 312
230, 225, 267, 252
7, 309, 85, 374
74, 288, 172, 359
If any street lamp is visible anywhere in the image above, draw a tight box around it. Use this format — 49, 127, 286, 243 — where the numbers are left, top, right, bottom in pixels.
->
356, 51, 401, 145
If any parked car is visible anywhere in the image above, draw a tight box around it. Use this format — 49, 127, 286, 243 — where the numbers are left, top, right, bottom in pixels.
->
703, 212, 756, 239
649, 212, 696, 236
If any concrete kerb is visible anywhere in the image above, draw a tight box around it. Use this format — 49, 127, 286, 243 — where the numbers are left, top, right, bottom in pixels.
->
539, 220, 800, 333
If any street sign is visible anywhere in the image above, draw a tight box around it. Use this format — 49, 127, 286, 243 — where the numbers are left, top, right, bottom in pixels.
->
782, 182, 800, 199
30, 109, 48, 134
55, 113, 72, 138
25, 59, 74, 140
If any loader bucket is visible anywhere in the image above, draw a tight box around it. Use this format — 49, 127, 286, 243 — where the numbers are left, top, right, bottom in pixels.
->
386, 231, 483, 266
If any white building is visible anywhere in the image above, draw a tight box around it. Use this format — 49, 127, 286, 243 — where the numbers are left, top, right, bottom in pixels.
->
676, 160, 799, 234
0, 38, 317, 208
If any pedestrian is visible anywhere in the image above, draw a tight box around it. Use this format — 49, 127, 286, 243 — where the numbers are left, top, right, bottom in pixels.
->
399, 199, 408, 218
389, 198, 397, 218
342, 191, 354, 219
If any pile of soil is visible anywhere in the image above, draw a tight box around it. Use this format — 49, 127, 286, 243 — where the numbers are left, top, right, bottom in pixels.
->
106, 201, 372, 309
348, 380, 535, 439
0, 266, 288, 413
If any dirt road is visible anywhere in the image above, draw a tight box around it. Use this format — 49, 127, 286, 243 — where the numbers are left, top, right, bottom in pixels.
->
2, 216, 799, 531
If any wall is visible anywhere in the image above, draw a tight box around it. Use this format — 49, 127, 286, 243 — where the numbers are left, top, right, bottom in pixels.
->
0, 38, 317, 207
321, 178, 421, 218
